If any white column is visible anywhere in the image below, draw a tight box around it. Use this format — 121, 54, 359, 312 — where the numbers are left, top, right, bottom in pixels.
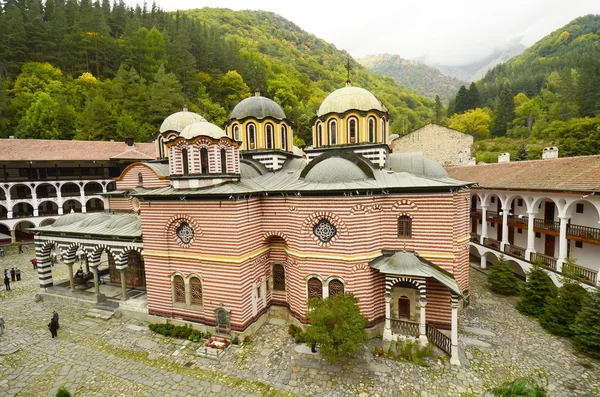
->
500, 207, 510, 250
450, 299, 460, 366
525, 211, 537, 261
32, 188, 39, 216
480, 252, 487, 269
90, 264, 105, 303
66, 262, 75, 291
480, 205, 488, 244
383, 293, 392, 341
118, 267, 127, 301
57, 187, 64, 215
419, 298, 427, 346
557, 216, 570, 272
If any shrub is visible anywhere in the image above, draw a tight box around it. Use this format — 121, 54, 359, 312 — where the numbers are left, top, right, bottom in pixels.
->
539, 281, 587, 337
489, 376, 547, 396
56, 386, 71, 397
571, 287, 600, 358
232, 336, 240, 345
516, 263, 556, 317
488, 255, 520, 295
243, 336, 253, 345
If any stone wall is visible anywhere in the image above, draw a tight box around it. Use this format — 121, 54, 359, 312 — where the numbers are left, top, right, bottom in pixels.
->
389, 124, 473, 166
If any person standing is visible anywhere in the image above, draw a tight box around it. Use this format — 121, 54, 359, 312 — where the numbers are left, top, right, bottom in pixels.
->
3, 273, 10, 291
0, 315, 5, 335
18, 244, 23, 254
31, 258, 37, 270
48, 317, 58, 338
52, 311, 59, 329
10, 268, 15, 282
52, 251, 58, 266
15, 268, 21, 281
25, 244, 30, 253
0, 247, 4, 257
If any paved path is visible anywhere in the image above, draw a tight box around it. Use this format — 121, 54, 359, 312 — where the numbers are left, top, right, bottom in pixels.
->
0, 252, 599, 396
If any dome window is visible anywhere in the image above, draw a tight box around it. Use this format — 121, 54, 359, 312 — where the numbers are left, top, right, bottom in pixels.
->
380, 119, 386, 142
182, 148, 189, 175
281, 125, 288, 151
328, 120, 337, 145
316, 123, 323, 147
368, 117, 376, 143
138, 172, 143, 185
247, 123, 256, 149
265, 123, 274, 149
348, 118, 358, 144
233, 125, 240, 141
200, 148, 209, 174
220, 148, 227, 174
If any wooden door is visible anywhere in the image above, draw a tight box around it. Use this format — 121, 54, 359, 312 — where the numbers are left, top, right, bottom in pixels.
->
398, 297, 410, 318
508, 226, 515, 245
471, 218, 478, 233
545, 235, 555, 257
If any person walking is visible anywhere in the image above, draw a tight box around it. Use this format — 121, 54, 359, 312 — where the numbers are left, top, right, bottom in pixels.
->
15, 268, 21, 281
0, 247, 4, 257
52, 311, 59, 329
0, 315, 5, 335
25, 244, 29, 253
48, 317, 58, 338
10, 268, 15, 282
18, 243, 23, 254
3, 273, 10, 291
31, 258, 37, 270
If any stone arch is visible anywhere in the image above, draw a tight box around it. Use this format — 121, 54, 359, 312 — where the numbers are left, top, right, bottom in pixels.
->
13, 219, 35, 241
12, 202, 34, 217
326, 276, 345, 296
83, 181, 103, 195
385, 276, 425, 295
63, 242, 87, 264
506, 258, 527, 279
62, 198, 82, 213
9, 183, 32, 199
164, 214, 202, 248
392, 199, 418, 212
0, 204, 8, 219
116, 245, 143, 266
263, 231, 289, 245
60, 182, 81, 197
85, 198, 104, 213
89, 244, 116, 266
351, 262, 370, 273
35, 182, 58, 199
563, 198, 600, 220
301, 211, 347, 247
38, 200, 59, 216
530, 196, 561, 217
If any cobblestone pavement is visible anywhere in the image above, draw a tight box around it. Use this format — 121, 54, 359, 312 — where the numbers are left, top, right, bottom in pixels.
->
0, 251, 599, 396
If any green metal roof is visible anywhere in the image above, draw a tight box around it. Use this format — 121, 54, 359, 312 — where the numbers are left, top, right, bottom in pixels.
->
229, 94, 286, 120
31, 213, 142, 238
369, 250, 463, 297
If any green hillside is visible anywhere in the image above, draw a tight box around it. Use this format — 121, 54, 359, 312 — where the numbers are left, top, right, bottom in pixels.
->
0, 3, 436, 145
358, 54, 466, 102
447, 14, 600, 161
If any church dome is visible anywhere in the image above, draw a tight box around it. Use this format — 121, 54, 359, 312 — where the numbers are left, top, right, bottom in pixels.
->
230, 91, 286, 120
159, 110, 206, 133
387, 152, 449, 179
180, 121, 226, 140
317, 86, 385, 117
52, 212, 87, 227
304, 156, 372, 183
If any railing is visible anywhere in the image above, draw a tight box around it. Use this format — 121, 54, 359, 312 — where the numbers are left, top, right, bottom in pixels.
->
563, 263, 598, 286
534, 218, 560, 233
485, 210, 502, 222
530, 252, 557, 271
568, 224, 600, 242
508, 215, 528, 227
390, 319, 419, 338
470, 233, 480, 243
470, 209, 482, 218
426, 323, 451, 355
504, 243, 526, 259
483, 237, 501, 250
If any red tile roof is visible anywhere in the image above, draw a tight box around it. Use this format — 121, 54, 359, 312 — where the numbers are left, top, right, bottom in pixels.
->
446, 156, 600, 192
0, 139, 155, 162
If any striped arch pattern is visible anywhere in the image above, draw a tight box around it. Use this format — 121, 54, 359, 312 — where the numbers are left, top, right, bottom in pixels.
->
35, 238, 58, 288
88, 244, 115, 267
164, 214, 202, 248
385, 276, 426, 298
392, 199, 418, 212
263, 231, 289, 245
115, 245, 143, 267
301, 211, 347, 247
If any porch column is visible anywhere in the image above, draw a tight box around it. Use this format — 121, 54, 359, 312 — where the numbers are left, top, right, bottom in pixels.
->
118, 266, 128, 301
419, 298, 427, 346
383, 293, 392, 341
500, 207, 510, 251
89, 264, 105, 303
480, 205, 488, 244
480, 252, 487, 269
525, 211, 537, 261
10, 229, 16, 243
65, 262, 75, 291
450, 297, 460, 366
557, 216, 569, 272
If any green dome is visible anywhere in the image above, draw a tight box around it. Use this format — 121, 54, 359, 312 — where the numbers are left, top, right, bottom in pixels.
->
159, 110, 206, 133
230, 93, 286, 120
180, 121, 226, 140
52, 212, 87, 227
387, 152, 449, 179
317, 86, 385, 117
304, 156, 371, 183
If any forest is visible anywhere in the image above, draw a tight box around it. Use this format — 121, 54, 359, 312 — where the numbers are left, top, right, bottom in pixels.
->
0, 1, 437, 146
446, 15, 600, 161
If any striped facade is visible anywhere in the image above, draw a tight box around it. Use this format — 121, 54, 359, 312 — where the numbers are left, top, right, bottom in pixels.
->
115, 164, 170, 190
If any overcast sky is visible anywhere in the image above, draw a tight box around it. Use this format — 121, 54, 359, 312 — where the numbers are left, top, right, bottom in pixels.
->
128, 0, 600, 66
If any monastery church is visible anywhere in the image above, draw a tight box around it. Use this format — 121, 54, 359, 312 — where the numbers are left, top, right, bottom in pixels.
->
32, 82, 472, 364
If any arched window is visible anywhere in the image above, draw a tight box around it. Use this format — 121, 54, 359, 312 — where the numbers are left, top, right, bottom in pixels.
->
368, 117, 376, 143
316, 123, 323, 147
137, 172, 143, 185
220, 148, 227, 174
190, 277, 203, 305
307, 277, 323, 300
328, 279, 344, 296
173, 275, 185, 303
182, 148, 189, 175
273, 264, 286, 291
380, 118, 386, 142
247, 124, 256, 149
328, 120, 337, 145
200, 148, 209, 174
398, 215, 412, 238
281, 125, 288, 151
233, 125, 240, 141
348, 118, 357, 144
265, 123, 274, 149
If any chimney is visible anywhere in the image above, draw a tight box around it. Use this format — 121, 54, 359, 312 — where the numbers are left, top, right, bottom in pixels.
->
542, 147, 558, 160
498, 153, 510, 163
254, 88, 260, 97
125, 136, 134, 147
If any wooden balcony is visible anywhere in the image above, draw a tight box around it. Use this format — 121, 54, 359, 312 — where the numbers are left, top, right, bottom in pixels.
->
470, 233, 480, 243
567, 224, 600, 244
504, 244, 526, 259
563, 263, 598, 286
530, 252, 557, 271
507, 215, 528, 228
470, 209, 482, 219
483, 237, 501, 250
485, 210, 502, 223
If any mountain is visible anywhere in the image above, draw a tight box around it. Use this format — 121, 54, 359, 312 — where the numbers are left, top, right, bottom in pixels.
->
358, 54, 465, 102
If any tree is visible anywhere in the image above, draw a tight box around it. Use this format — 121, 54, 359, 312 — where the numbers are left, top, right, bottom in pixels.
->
513, 143, 528, 161
487, 255, 520, 295
571, 287, 600, 358
434, 95, 444, 124
490, 84, 515, 137
448, 108, 492, 140
454, 85, 469, 114
516, 263, 556, 317
304, 293, 368, 361
539, 280, 587, 337
466, 82, 479, 110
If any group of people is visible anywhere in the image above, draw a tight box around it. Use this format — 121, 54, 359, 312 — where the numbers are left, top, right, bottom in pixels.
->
3, 267, 21, 291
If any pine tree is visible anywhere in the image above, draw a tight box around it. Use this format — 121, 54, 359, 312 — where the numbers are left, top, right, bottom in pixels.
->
488, 255, 520, 295
490, 84, 515, 137
539, 281, 587, 337
516, 263, 556, 317
454, 85, 469, 114
466, 82, 479, 110
434, 95, 444, 124
571, 287, 600, 358
514, 142, 528, 161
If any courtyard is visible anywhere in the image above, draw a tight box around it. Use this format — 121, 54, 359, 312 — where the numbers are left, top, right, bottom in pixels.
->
0, 250, 598, 396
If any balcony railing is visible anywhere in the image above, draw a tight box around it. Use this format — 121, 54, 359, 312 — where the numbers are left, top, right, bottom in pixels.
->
563, 263, 598, 286
568, 224, 600, 243
530, 252, 557, 271
485, 210, 502, 223
504, 244, 526, 259
534, 218, 560, 233
470, 209, 482, 218
483, 237, 501, 250
390, 319, 419, 338
470, 233, 480, 243
508, 215, 528, 227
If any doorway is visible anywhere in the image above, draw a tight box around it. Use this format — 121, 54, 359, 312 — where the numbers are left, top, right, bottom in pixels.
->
398, 297, 410, 318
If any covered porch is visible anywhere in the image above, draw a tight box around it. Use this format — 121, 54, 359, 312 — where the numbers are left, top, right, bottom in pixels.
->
370, 250, 463, 365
